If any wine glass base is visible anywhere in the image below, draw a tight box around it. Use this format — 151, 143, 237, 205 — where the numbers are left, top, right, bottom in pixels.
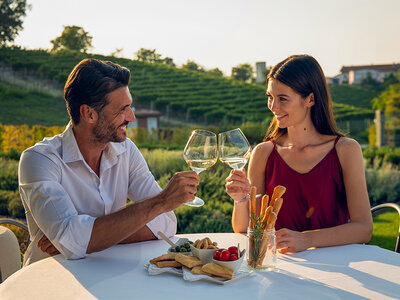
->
184, 196, 204, 207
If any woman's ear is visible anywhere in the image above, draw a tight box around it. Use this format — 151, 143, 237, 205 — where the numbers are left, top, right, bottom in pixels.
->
306, 93, 315, 107
80, 104, 98, 124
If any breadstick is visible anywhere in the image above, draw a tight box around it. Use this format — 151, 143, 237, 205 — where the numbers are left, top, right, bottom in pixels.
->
270, 185, 286, 207
272, 198, 283, 215
249, 186, 257, 216
261, 206, 273, 228
266, 212, 277, 230
260, 195, 269, 218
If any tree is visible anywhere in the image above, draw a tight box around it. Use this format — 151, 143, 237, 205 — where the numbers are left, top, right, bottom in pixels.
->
231, 63, 254, 82
208, 68, 224, 77
50, 25, 93, 52
162, 57, 175, 66
0, 0, 30, 45
182, 60, 204, 72
135, 48, 162, 63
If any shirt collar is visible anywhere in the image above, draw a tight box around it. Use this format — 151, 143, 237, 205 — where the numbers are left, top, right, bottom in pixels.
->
62, 122, 127, 164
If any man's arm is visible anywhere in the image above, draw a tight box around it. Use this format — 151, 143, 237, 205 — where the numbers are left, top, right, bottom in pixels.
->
119, 225, 156, 244
86, 171, 199, 254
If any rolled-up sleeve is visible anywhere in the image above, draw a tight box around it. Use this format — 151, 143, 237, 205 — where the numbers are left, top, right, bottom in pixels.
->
127, 143, 177, 238
19, 151, 95, 259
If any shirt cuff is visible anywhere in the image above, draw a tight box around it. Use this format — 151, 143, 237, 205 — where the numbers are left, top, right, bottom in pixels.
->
146, 211, 177, 238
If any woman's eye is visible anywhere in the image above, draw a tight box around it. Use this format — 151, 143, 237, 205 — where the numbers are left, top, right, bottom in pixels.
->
279, 97, 287, 102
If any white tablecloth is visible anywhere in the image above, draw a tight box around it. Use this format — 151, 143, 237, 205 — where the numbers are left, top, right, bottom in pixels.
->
1, 233, 399, 299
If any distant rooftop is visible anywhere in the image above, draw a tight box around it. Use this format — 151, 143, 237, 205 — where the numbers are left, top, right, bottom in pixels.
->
341, 64, 400, 73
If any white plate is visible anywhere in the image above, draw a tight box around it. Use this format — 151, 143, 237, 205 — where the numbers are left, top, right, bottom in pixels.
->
146, 263, 253, 285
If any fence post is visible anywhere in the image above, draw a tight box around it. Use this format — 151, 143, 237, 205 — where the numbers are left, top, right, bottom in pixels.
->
375, 110, 385, 147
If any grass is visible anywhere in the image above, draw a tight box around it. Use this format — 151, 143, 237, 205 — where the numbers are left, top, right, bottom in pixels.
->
0, 82, 69, 126
369, 210, 399, 251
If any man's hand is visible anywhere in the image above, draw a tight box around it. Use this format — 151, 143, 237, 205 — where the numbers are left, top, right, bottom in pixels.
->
159, 171, 200, 211
37, 235, 61, 256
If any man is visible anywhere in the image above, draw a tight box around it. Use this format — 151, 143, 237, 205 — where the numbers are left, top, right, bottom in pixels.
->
18, 58, 200, 265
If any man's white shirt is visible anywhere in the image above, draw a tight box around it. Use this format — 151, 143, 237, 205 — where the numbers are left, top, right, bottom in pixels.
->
19, 123, 177, 265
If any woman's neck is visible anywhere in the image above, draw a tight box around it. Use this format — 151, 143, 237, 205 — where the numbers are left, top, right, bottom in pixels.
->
284, 121, 321, 150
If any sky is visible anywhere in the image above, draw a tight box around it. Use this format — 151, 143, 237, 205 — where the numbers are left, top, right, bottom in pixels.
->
14, 0, 400, 77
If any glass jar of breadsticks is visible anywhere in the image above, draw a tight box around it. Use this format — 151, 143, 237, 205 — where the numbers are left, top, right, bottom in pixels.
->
246, 185, 286, 271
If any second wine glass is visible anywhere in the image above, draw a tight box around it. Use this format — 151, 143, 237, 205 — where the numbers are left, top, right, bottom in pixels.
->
218, 128, 251, 170
183, 129, 218, 207
219, 128, 252, 204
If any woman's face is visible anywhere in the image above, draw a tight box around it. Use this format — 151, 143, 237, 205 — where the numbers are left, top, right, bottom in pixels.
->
267, 79, 313, 129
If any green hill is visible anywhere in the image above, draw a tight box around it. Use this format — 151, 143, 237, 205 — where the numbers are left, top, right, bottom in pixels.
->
0, 46, 375, 126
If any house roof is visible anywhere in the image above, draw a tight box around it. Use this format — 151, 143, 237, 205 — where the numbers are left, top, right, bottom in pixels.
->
134, 109, 162, 118
341, 64, 400, 73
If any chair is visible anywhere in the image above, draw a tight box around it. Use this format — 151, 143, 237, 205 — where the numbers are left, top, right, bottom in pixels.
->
0, 218, 30, 283
371, 203, 400, 253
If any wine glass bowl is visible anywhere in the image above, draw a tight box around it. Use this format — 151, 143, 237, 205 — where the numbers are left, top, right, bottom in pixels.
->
218, 128, 251, 170
183, 130, 218, 207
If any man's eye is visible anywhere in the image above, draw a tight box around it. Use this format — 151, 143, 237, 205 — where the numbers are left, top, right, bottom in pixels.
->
280, 97, 287, 102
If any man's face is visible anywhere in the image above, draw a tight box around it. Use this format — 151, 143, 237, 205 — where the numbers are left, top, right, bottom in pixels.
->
93, 86, 135, 144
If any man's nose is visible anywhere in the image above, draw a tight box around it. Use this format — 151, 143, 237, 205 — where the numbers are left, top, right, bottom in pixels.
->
127, 107, 135, 122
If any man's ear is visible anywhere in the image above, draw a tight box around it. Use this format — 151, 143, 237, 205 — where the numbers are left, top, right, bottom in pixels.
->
306, 93, 315, 107
80, 104, 98, 124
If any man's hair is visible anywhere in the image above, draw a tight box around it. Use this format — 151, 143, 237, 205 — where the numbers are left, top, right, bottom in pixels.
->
64, 58, 131, 125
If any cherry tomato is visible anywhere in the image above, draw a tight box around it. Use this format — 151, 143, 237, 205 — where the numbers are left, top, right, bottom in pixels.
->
219, 250, 231, 261
217, 248, 225, 253
213, 251, 221, 260
228, 246, 238, 256
230, 254, 238, 261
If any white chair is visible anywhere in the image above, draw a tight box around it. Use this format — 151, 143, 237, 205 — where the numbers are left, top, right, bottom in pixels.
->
371, 203, 400, 253
0, 219, 29, 283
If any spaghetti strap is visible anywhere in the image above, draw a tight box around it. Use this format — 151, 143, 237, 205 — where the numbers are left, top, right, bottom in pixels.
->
334, 136, 341, 146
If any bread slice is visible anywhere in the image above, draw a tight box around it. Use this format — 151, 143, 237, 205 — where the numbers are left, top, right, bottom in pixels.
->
175, 253, 203, 268
201, 263, 234, 280
149, 253, 176, 264
155, 260, 183, 268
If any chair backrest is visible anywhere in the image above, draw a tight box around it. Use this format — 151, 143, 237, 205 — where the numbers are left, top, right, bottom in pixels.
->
0, 219, 30, 283
0, 226, 22, 282
371, 203, 400, 253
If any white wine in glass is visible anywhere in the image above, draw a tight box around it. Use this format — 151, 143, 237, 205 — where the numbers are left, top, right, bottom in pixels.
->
219, 128, 252, 202
183, 130, 218, 207
219, 128, 251, 170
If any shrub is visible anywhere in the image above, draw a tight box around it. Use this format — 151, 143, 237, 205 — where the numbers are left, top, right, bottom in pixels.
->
365, 160, 400, 206
0, 190, 20, 216
8, 195, 25, 218
0, 157, 18, 191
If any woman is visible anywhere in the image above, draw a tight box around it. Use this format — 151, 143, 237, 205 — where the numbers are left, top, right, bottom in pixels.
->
226, 55, 373, 254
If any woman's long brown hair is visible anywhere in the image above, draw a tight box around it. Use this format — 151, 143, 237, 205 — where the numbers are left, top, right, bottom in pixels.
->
264, 55, 344, 141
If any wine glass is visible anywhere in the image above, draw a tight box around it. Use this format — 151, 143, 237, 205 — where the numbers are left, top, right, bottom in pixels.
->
219, 128, 252, 203
183, 129, 218, 207
218, 128, 251, 170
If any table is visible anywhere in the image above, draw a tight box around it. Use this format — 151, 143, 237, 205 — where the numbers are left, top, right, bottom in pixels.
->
1, 233, 399, 299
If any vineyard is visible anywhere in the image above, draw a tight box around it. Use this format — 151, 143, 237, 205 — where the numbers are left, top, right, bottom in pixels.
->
0, 47, 375, 127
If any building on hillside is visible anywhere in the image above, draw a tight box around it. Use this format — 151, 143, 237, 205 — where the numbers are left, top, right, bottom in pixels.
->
255, 62, 266, 84
128, 109, 162, 133
339, 63, 400, 85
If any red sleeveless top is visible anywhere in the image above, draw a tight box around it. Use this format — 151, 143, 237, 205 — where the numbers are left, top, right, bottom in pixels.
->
265, 137, 349, 231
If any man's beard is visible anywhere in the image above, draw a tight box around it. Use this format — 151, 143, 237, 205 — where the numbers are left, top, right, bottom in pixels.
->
93, 114, 128, 144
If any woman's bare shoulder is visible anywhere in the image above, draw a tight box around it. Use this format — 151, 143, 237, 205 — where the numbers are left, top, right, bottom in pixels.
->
336, 136, 361, 152
335, 137, 363, 164
251, 141, 275, 162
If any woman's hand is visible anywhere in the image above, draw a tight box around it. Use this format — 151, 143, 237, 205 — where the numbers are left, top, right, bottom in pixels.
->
225, 169, 250, 202
276, 228, 311, 254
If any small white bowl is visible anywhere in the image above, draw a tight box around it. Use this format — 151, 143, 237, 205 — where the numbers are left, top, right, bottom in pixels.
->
190, 244, 217, 263
167, 238, 192, 255
212, 249, 245, 273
